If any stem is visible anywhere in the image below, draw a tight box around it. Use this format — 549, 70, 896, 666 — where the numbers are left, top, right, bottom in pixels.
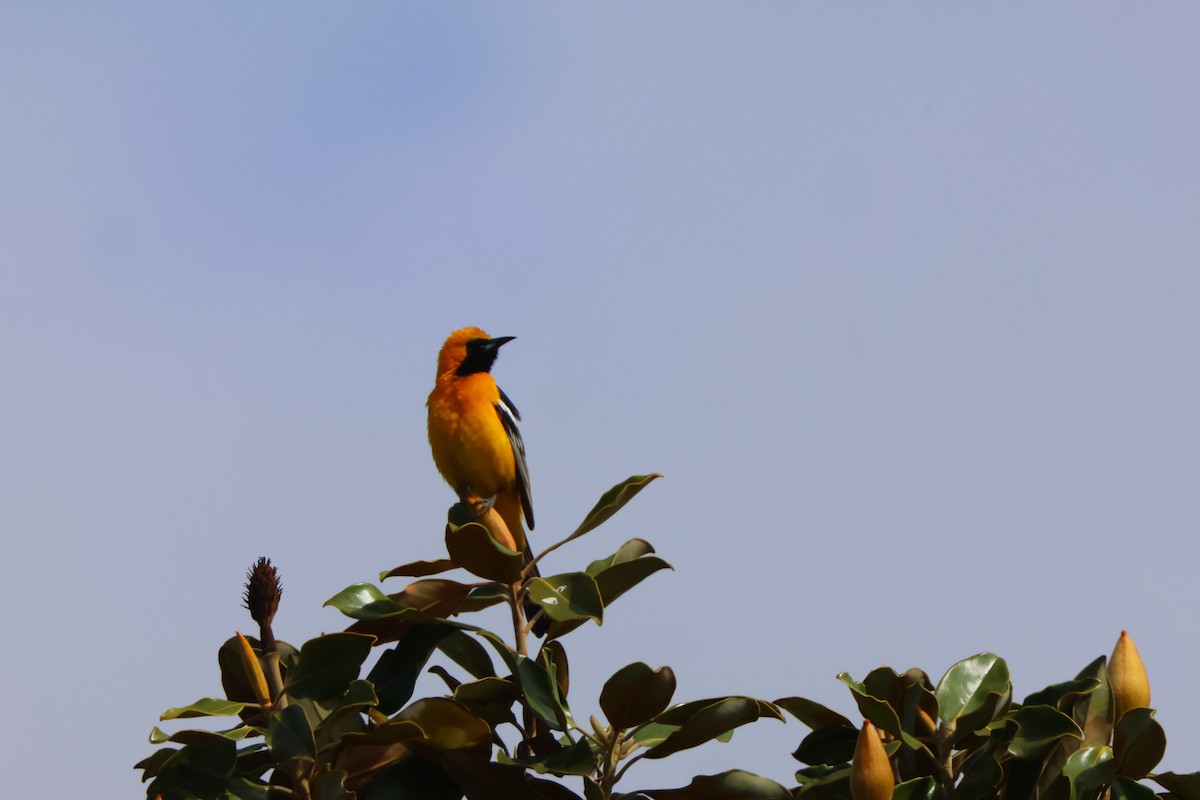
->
258, 620, 287, 710
935, 719, 958, 800
510, 582, 528, 657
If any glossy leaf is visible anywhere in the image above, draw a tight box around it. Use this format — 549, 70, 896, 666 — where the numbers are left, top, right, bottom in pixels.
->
527, 573, 604, 624
1063, 745, 1115, 796
398, 697, 492, 753
440, 751, 586, 800
586, 537, 657, 574
549, 554, 671, 637
445, 520, 524, 583
367, 624, 454, 714
284, 632, 375, 701
600, 662, 677, 730
893, 777, 938, 800
631, 721, 682, 748
380, 558, 456, 581
544, 474, 662, 556
792, 724, 858, 766
1009, 705, 1082, 760
645, 697, 783, 760
1076, 655, 1115, 747
1111, 777, 1160, 800
838, 672, 925, 752
641, 769, 791, 799
516, 654, 573, 730
1151, 771, 1200, 800
1024, 677, 1102, 709
146, 736, 238, 800
454, 677, 521, 728
269, 704, 316, 761
310, 768, 352, 800
161, 697, 253, 720
935, 653, 1010, 722
511, 736, 598, 777
1112, 707, 1165, 779
774, 696, 853, 730
437, 629, 496, 679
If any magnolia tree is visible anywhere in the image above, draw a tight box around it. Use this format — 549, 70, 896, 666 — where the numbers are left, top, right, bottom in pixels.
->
139, 475, 1197, 800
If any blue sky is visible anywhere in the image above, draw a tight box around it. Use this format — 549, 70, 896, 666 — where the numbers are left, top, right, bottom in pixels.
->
3, 4, 1199, 797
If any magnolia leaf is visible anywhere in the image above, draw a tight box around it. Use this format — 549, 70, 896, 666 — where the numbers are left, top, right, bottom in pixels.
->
645, 697, 783, 759
935, 653, 1010, 722
528, 573, 603, 625
1063, 745, 1115, 795
269, 704, 315, 761
284, 632, 375, 701
641, 769, 791, 799
445, 521, 524, 583
161, 698, 253, 720
600, 662, 677, 730
380, 559, 457, 581
542, 474, 662, 557
774, 696, 853, 731
1112, 707, 1165, 779
1009, 705, 1082, 760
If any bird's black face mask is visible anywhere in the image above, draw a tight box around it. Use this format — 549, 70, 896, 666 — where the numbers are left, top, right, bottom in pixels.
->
457, 336, 515, 376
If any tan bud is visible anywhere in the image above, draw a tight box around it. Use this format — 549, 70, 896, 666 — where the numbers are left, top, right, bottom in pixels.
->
236, 632, 272, 708
851, 721, 894, 800
1110, 630, 1150, 720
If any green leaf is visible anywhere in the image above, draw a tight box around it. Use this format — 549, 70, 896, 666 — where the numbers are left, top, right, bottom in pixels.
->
1112, 707, 1165, 779
837, 672, 926, 752
445, 520, 524, 583
549, 554, 671, 637
527, 573, 604, 625
516, 654, 573, 731
269, 704, 316, 761
1063, 745, 1115, 796
893, 777, 938, 800
774, 696, 853, 731
146, 736, 237, 800
310, 768, 352, 800
645, 697, 783, 760
380, 558, 456, 581
324, 583, 405, 619
935, 653, 1010, 722
641, 769, 791, 799
398, 697, 492, 753
285, 632, 375, 701
631, 721, 682, 748
791, 724, 857, 766
368, 624, 455, 714
1024, 677, 1102, 709
1009, 705, 1082, 760
1151, 772, 1200, 800
959, 746, 1004, 800
1111, 777, 1160, 800
586, 537, 657, 574
511, 736, 598, 777
436, 629, 496, 679
149, 726, 257, 745
600, 662, 677, 730
544, 474, 662, 557
454, 677, 520, 728
1075, 655, 1115, 747
161, 697, 253, 720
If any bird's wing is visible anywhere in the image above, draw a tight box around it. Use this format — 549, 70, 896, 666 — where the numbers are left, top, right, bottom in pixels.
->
496, 387, 534, 530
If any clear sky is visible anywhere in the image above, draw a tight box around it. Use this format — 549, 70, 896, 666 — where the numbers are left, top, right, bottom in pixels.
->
3, 4, 1199, 797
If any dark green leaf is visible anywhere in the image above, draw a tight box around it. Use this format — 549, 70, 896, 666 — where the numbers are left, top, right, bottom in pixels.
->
516, 654, 572, 731
1075, 655, 1115, 747
380, 559, 457, 581
1009, 705, 1082, 760
439, 750, 585, 799
398, 697, 492, 753
1111, 777, 1160, 800
774, 696, 853, 731
270, 704, 316, 761
454, 677, 520, 728
1112, 707, 1165, 779
146, 736, 237, 800
935, 653, 1010, 722
1151, 772, 1200, 800
645, 697, 783, 760
445, 520, 524, 583
631, 721, 681, 748
512, 736, 598, 777
549, 555, 671, 638
527, 573, 604, 624
959, 747, 1004, 800
1024, 678, 1102, 709
363, 757, 461, 800
791, 724, 857, 766
311, 768, 353, 800
641, 769, 791, 799
437, 629, 496, 679
285, 632, 375, 701
893, 777, 938, 800
368, 625, 455, 714
1063, 745, 1115, 795
543, 474, 662, 557
837, 672, 926, 752
600, 662, 677, 730
149, 726, 257, 745
586, 538, 657, 574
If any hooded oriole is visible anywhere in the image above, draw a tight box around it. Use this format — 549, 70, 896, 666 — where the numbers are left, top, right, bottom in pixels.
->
427, 326, 535, 556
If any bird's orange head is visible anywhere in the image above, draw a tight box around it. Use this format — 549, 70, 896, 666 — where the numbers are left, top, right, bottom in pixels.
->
436, 327, 516, 378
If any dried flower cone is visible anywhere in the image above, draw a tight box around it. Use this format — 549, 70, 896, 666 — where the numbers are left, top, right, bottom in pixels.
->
1110, 629, 1151, 721
850, 720, 894, 800
243, 557, 282, 627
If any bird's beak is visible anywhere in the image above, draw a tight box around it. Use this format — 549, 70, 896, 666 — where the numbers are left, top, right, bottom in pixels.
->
488, 336, 516, 349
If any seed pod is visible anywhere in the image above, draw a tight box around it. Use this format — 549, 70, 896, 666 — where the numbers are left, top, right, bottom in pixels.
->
1110, 630, 1150, 720
243, 557, 282, 627
850, 720, 893, 800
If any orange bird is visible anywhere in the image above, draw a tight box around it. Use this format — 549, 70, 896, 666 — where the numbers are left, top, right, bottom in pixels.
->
427, 326, 534, 557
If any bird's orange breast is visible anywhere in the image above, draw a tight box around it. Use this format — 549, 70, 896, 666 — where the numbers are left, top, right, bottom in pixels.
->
427, 373, 516, 499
